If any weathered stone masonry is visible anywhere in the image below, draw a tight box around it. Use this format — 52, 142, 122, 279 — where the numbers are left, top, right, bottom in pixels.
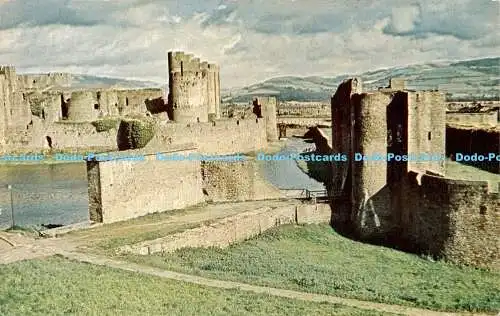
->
253, 96, 278, 141
168, 51, 220, 123
87, 148, 283, 224
331, 78, 499, 268
87, 145, 205, 224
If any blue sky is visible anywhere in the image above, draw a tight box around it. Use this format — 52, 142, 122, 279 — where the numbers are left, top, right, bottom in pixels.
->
0, 0, 498, 88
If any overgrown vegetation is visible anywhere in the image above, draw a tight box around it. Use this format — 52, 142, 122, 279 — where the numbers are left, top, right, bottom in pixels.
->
117, 118, 155, 150
91, 118, 120, 132
121, 224, 500, 313
29, 100, 44, 117
26, 92, 45, 118
0, 256, 393, 316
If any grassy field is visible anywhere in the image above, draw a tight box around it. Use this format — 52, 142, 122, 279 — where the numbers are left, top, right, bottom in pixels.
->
445, 160, 500, 183
0, 256, 395, 316
296, 155, 500, 186
120, 224, 500, 313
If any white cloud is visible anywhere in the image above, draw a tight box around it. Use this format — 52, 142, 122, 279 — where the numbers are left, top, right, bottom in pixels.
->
387, 5, 421, 33
0, 0, 497, 88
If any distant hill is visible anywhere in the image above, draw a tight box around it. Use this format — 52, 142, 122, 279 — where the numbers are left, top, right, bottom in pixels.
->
69, 74, 164, 89
223, 57, 500, 102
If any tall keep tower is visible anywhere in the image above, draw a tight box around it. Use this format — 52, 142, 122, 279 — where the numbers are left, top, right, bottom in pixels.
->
167, 51, 220, 123
331, 78, 445, 239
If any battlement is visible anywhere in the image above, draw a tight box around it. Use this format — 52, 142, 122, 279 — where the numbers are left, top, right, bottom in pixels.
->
168, 51, 218, 75
0, 65, 16, 75
0, 66, 17, 84
168, 51, 221, 123
389, 78, 406, 90
17, 73, 73, 90
330, 77, 498, 268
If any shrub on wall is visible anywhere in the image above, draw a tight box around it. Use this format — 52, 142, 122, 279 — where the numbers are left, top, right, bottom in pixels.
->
27, 93, 45, 117
117, 118, 156, 150
91, 118, 120, 132
30, 100, 44, 117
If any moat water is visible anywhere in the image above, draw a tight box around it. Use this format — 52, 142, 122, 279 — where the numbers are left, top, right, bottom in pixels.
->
0, 163, 89, 229
0, 135, 324, 229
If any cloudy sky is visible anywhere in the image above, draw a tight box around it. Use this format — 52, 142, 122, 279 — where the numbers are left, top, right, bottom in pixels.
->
0, 0, 498, 88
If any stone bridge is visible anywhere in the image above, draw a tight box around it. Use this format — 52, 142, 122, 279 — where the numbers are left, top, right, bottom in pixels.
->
277, 116, 331, 127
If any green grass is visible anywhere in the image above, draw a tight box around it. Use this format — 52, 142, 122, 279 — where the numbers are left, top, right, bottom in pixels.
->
0, 256, 396, 316
120, 224, 500, 313
445, 160, 500, 183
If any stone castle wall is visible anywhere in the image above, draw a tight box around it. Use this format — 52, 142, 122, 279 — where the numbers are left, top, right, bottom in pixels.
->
87, 147, 283, 224
201, 159, 282, 202
3, 115, 269, 155
146, 117, 268, 155
0, 66, 32, 141
253, 96, 278, 141
87, 145, 205, 224
116, 89, 165, 116
67, 88, 164, 121
276, 117, 332, 128
278, 102, 330, 117
0, 67, 14, 142
446, 111, 498, 126
351, 92, 393, 238
46, 122, 119, 151
330, 78, 499, 268
168, 51, 220, 122
407, 91, 446, 175
67, 91, 99, 121
400, 172, 499, 268
17, 73, 72, 90
120, 202, 331, 255
330, 78, 364, 224
25, 91, 63, 123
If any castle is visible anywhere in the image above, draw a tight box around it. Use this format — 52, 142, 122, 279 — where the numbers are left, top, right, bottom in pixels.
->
330, 78, 499, 268
0, 52, 277, 154
2, 53, 498, 269
167, 51, 221, 122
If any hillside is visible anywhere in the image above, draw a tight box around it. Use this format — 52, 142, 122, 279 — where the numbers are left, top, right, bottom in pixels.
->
69, 74, 163, 89
223, 57, 500, 102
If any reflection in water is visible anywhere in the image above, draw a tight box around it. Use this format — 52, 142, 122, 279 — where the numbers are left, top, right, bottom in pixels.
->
0, 163, 88, 229
0, 136, 325, 228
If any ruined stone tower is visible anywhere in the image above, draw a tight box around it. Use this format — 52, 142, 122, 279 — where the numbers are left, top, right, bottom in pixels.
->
0, 66, 31, 137
253, 96, 278, 141
167, 51, 220, 123
67, 91, 100, 121
331, 78, 446, 239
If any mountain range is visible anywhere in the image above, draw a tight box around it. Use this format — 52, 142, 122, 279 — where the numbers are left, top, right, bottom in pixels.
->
223, 57, 500, 102
32, 57, 499, 102
68, 74, 164, 90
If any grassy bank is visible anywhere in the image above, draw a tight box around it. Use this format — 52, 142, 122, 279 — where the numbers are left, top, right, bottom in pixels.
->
0, 256, 394, 316
120, 224, 500, 313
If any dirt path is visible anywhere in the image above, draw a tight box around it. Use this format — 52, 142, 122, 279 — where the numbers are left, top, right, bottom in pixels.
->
57, 251, 492, 316
0, 231, 78, 264
0, 231, 494, 316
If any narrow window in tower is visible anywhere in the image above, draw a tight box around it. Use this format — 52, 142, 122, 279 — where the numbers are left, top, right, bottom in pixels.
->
180, 61, 183, 75
428, 132, 432, 140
